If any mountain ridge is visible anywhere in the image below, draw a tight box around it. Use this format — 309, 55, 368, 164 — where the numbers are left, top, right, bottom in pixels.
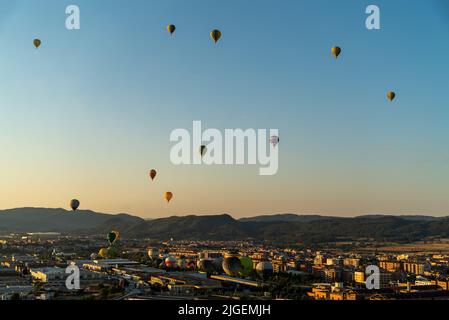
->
1, 208, 449, 243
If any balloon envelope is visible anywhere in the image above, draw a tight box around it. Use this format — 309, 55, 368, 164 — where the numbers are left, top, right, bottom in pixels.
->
222, 257, 243, 277
165, 256, 176, 267
167, 24, 176, 34
33, 39, 41, 48
331, 46, 341, 58
148, 248, 159, 259
239, 256, 254, 277
199, 259, 215, 273
98, 248, 109, 258
256, 261, 273, 277
270, 136, 279, 148
387, 91, 396, 101
149, 169, 157, 181
70, 199, 80, 211
164, 192, 173, 203
107, 231, 119, 245
210, 29, 222, 43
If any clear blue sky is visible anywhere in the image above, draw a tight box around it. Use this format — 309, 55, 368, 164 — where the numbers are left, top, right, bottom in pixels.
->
0, 0, 448, 217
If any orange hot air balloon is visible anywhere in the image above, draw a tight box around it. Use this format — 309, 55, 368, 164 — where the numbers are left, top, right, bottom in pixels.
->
331, 46, 341, 58
149, 169, 157, 181
164, 192, 173, 203
33, 39, 41, 49
387, 91, 396, 102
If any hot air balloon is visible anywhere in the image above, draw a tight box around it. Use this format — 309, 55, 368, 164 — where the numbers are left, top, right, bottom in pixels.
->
149, 169, 157, 181
148, 248, 159, 259
70, 199, 80, 211
164, 256, 176, 268
256, 261, 273, 278
164, 192, 173, 203
213, 258, 224, 273
239, 256, 254, 277
200, 145, 207, 157
210, 29, 222, 43
186, 260, 196, 270
98, 248, 109, 259
107, 231, 120, 246
222, 257, 243, 277
154, 258, 163, 267
177, 258, 186, 269
387, 91, 396, 101
331, 46, 341, 58
33, 39, 41, 49
198, 259, 215, 274
269, 136, 279, 148
167, 24, 176, 35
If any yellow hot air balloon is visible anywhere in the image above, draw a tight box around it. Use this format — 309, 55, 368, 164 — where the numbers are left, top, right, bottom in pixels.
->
33, 39, 41, 49
98, 248, 109, 258
164, 192, 173, 203
210, 29, 222, 43
387, 91, 396, 101
331, 46, 341, 58
167, 24, 176, 35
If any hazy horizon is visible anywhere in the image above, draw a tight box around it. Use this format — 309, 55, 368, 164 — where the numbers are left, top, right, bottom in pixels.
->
1, 0, 448, 218
1, 206, 448, 220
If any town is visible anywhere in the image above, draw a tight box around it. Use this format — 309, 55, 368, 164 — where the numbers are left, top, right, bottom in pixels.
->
2, 232, 449, 300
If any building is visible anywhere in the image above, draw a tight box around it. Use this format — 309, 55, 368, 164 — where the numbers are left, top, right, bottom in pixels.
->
314, 252, 326, 266
343, 258, 360, 269
324, 267, 343, 282
354, 271, 366, 285
30, 267, 103, 287
83, 259, 140, 272
378, 268, 392, 289
150, 272, 222, 295
403, 262, 425, 276
379, 260, 402, 272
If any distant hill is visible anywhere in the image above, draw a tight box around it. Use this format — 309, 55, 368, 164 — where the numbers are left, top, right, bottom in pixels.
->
0, 208, 144, 233
123, 214, 251, 240
123, 214, 449, 243
355, 215, 440, 222
240, 214, 440, 223
1, 208, 449, 243
239, 214, 339, 223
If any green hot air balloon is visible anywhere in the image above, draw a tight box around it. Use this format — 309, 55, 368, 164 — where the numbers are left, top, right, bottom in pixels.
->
107, 231, 120, 246
239, 256, 254, 277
